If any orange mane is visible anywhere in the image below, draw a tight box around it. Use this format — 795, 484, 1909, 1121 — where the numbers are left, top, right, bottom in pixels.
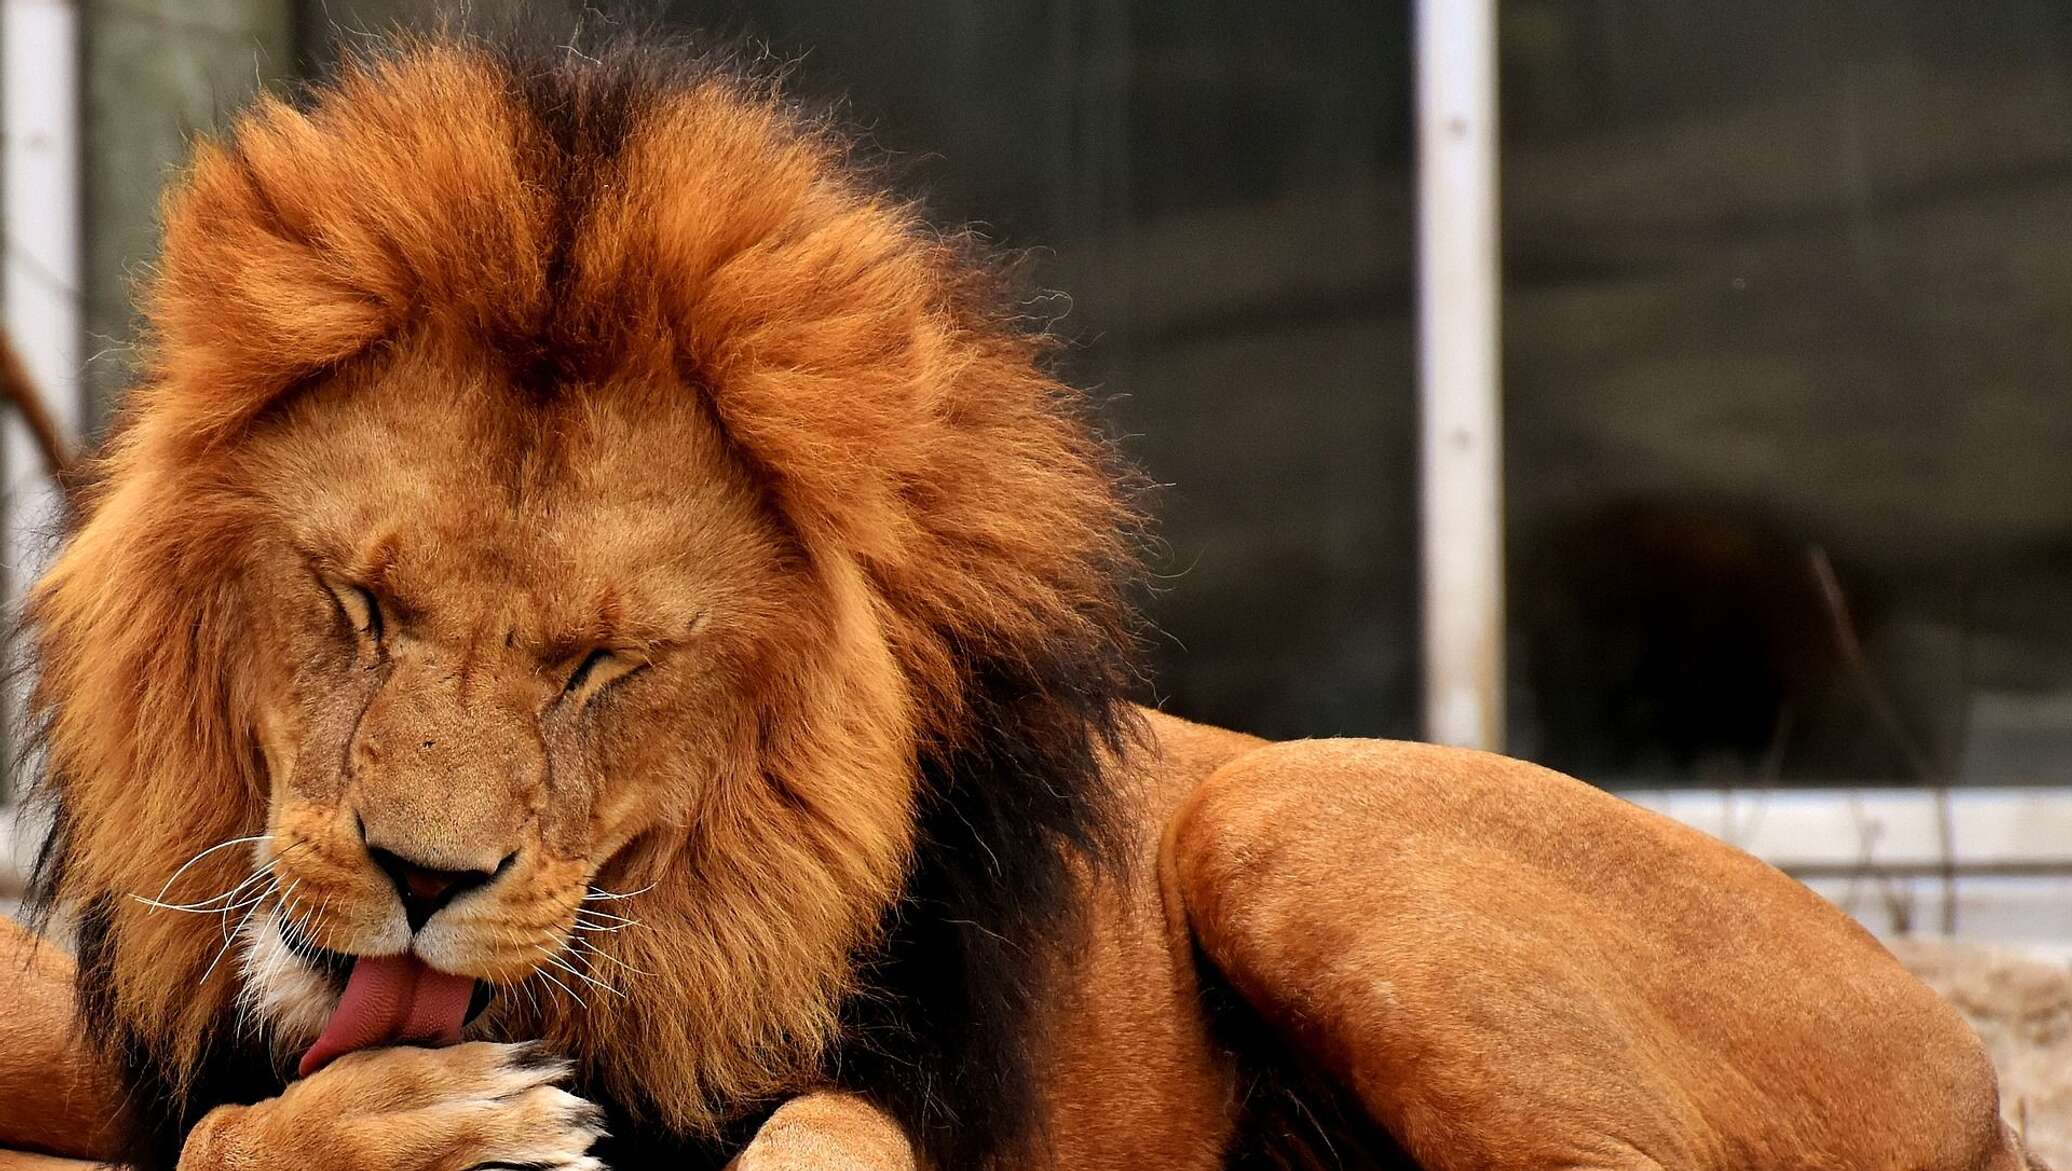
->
28, 27, 1143, 1169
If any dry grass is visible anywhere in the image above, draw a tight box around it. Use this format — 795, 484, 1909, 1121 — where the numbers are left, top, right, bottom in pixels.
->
1892, 938, 2072, 1167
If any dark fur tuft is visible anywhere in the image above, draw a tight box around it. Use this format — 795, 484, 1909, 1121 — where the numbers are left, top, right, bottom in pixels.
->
71, 899, 280, 1171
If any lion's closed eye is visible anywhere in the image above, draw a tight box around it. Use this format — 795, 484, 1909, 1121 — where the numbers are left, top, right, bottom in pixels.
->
560, 648, 647, 707
319, 576, 386, 645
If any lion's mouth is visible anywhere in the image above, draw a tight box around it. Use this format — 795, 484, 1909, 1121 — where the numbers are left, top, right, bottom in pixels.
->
297, 952, 485, 1077
298, 940, 494, 1024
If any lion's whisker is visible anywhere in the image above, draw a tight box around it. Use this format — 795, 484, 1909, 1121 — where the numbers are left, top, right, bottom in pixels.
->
223, 872, 280, 913
531, 957, 591, 1010
218, 876, 279, 944
240, 878, 298, 949
279, 895, 315, 960
573, 907, 640, 926
572, 921, 639, 936
572, 936, 651, 979
141, 840, 313, 927
581, 881, 657, 902
284, 889, 324, 961
541, 944, 625, 1001
202, 878, 278, 986
141, 833, 272, 908
222, 863, 280, 904
300, 893, 333, 953
133, 885, 264, 916
572, 910, 644, 934
132, 857, 277, 915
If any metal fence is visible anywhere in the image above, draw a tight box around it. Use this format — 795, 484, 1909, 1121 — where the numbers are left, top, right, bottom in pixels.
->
4, 0, 2072, 942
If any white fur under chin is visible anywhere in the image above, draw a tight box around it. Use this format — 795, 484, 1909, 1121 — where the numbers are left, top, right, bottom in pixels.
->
236, 912, 338, 1051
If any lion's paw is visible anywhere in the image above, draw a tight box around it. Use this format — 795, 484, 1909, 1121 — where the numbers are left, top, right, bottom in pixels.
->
439, 1082, 608, 1171
179, 1041, 607, 1171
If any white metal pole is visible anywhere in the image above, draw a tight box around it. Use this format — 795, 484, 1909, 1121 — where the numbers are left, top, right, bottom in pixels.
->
1416, 0, 1504, 750
3, 0, 83, 772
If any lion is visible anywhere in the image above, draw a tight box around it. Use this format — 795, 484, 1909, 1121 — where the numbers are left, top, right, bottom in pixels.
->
0, 26, 2041, 1171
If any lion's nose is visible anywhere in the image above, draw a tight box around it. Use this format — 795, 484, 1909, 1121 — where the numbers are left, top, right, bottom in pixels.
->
365, 844, 502, 932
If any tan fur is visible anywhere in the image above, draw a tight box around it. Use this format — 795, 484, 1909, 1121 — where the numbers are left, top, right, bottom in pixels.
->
1166, 732, 2036, 1170
0, 1155, 113, 1171
0, 921, 123, 1163
1, 32, 2045, 1171
725, 1094, 917, 1171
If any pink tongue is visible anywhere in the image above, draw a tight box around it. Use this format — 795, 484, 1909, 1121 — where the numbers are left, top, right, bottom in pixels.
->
298, 954, 476, 1078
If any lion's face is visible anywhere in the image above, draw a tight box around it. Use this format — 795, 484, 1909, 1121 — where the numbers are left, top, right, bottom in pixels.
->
228, 339, 824, 1040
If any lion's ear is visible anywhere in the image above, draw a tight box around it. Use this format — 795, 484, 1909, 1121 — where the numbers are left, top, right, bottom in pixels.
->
143, 47, 553, 449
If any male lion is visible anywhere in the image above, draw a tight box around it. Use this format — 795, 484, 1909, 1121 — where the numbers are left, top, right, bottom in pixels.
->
0, 28, 2040, 1171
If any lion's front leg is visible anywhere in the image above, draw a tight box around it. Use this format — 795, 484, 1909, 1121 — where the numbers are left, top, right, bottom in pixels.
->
1167, 738, 2031, 1171
0, 1154, 113, 1170
0, 918, 123, 1164
179, 1042, 603, 1171
726, 1094, 915, 1171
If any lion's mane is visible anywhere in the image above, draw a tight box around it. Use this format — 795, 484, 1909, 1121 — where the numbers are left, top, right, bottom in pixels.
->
26, 23, 1143, 1171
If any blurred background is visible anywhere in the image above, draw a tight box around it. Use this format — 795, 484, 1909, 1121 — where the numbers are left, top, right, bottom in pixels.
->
0, 0, 2069, 1143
